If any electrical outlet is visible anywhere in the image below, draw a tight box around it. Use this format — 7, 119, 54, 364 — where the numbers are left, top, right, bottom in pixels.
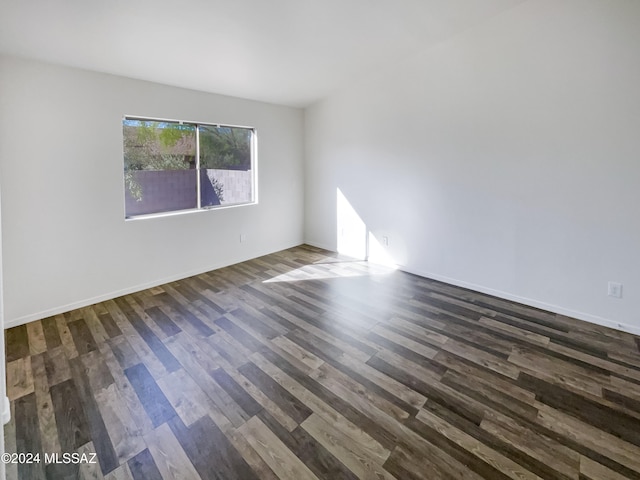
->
608, 281, 623, 298
240, 233, 247, 243
382, 236, 389, 246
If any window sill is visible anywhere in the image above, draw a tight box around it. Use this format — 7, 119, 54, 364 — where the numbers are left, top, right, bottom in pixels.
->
125, 201, 257, 221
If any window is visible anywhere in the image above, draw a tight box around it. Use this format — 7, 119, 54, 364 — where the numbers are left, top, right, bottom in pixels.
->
123, 117, 256, 218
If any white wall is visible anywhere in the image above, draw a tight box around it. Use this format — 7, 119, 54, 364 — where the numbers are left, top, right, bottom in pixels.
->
0, 55, 304, 326
0, 185, 6, 478
305, 0, 640, 332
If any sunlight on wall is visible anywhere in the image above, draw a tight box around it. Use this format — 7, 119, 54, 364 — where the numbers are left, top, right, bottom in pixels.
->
336, 188, 367, 260
368, 232, 397, 267
336, 188, 397, 268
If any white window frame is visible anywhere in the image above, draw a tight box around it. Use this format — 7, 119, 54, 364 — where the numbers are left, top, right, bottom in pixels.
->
123, 115, 257, 220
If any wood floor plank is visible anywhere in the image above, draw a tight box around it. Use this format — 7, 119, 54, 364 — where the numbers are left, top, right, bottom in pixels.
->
324, 356, 419, 418
69, 357, 120, 475
520, 373, 640, 446
82, 307, 111, 347
215, 315, 264, 352
43, 346, 72, 387
249, 351, 391, 462
77, 441, 105, 480
441, 369, 539, 422
203, 331, 251, 368
49, 379, 92, 452
119, 298, 168, 342
257, 410, 359, 480
226, 429, 280, 480
157, 286, 216, 337
42, 316, 63, 350
94, 383, 147, 464
442, 339, 521, 379
104, 463, 134, 480
124, 363, 177, 428
285, 328, 347, 363
384, 315, 450, 347
99, 342, 155, 436
371, 324, 440, 359
238, 361, 312, 424
156, 369, 210, 427
107, 336, 142, 371
271, 335, 325, 370
419, 399, 575, 480
105, 300, 168, 379
143, 423, 201, 480
81, 350, 116, 393
210, 366, 262, 418
56, 313, 79, 359
387, 442, 483, 480
402, 416, 508, 480
98, 311, 123, 339
336, 352, 427, 409
14, 393, 46, 480
367, 353, 486, 427
415, 408, 542, 480
45, 461, 80, 479
369, 347, 444, 386
301, 413, 395, 480
580, 456, 631, 480
230, 306, 285, 339
170, 414, 259, 480
162, 335, 241, 431
6, 357, 34, 401
30, 353, 62, 457
479, 411, 579, 480
68, 319, 99, 356
237, 416, 319, 480
509, 347, 607, 398
433, 351, 536, 405
226, 366, 299, 432
127, 448, 163, 480
479, 316, 551, 346
6, 325, 30, 362
310, 362, 410, 422
115, 298, 181, 374
26, 321, 48, 356
144, 306, 181, 338
534, 402, 640, 475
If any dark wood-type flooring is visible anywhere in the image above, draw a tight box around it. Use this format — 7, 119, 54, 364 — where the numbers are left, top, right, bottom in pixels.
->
5, 245, 640, 479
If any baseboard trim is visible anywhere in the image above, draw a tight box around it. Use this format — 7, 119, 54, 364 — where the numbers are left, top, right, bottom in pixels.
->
398, 265, 640, 337
303, 244, 639, 335
302, 240, 336, 253
6, 242, 638, 337
4, 242, 302, 329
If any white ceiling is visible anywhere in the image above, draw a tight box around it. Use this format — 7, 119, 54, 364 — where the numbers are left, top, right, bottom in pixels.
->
0, 0, 525, 107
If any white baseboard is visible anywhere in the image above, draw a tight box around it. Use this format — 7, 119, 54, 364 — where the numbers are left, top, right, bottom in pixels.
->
6, 241, 638, 337
303, 244, 640, 336
303, 240, 336, 253
398, 265, 640, 337
4, 241, 302, 329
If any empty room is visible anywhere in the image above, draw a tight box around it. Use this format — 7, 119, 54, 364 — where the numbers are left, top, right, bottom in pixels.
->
1, 0, 640, 479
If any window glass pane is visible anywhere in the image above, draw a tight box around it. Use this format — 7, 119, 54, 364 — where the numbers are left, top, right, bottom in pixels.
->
199, 125, 253, 207
123, 120, 197, 217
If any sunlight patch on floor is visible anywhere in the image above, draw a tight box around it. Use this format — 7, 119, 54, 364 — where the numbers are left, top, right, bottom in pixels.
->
263, 261, 395, 283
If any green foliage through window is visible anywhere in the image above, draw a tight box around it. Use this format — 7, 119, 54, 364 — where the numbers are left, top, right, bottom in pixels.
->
200, 125, 252, 170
